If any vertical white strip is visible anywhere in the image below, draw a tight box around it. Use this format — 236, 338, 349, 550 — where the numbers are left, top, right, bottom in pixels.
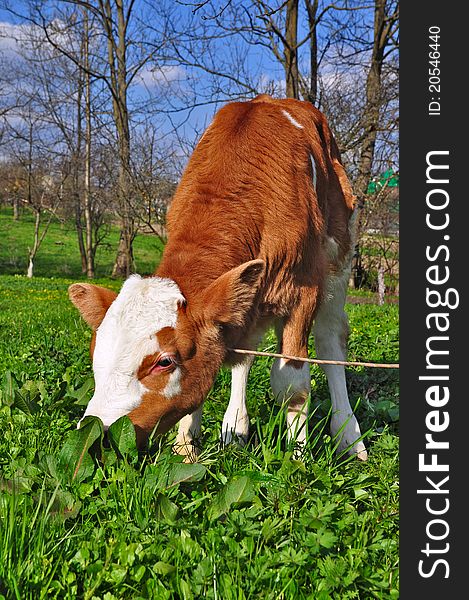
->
310, 154, 317, 190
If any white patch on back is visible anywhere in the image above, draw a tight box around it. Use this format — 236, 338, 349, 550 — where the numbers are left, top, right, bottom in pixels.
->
282, 109, 304, 129
81, 275, 185, 428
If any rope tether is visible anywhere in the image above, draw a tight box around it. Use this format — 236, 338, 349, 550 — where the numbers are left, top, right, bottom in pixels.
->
228, 348, 399, 369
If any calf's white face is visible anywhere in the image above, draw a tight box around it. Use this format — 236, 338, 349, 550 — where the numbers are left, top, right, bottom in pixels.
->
71, 275, 184, 429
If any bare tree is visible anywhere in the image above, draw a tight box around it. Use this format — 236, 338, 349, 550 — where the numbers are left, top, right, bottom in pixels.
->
342, 0, 399, 287
4, 105, 64, 277
3, 0, 171, 277
0, 10, 113, 277
353, 0, 399, 199
24, 177, 62, 278
130, 121, 178, 243
163, 0, 352, 106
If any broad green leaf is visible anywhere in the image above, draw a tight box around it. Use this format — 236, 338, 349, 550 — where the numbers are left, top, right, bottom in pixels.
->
353, 488, 369, 500
51, 490, 82, 521
221, 475, 256, 505
179, 530, 203, 559
49, 380, 68, 405
39, 453, 60, 480
164, 463, 206, 488
2, 371, 17, 406
108, 415, 138, 459
207, 475, 256, 521
36, 380, 48, 402
132, 564, 146, 583
152, 562, 175, 575
317, 529, 338, 549
178, 578, 193, 600
13, 389, 34, 414
141, 465, 160, 492
22, 380, 40, 400
68, 377, 94, 406
58, 416, 104, 483
13, 389, 30, 414
0, 476, 33, 494
108, 566, 127, 585
155, 493, 179, 524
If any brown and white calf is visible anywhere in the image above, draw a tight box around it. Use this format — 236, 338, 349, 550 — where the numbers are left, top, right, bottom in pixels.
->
69, 95, 367, 461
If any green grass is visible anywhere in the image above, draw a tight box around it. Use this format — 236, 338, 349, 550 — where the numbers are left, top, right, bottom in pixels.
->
0, 211, 399, 599
0, 207, 164, 279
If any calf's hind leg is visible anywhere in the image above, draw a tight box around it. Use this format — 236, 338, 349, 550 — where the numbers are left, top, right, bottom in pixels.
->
270, 299, 316, 448
312, 269, 367, 460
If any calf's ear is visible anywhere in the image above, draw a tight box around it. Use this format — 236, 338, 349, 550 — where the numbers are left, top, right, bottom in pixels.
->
68, 283, 117, 329
201, 259, 265, 327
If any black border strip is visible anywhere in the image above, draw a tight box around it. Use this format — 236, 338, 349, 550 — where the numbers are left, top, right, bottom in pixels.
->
400, 3, 466, 596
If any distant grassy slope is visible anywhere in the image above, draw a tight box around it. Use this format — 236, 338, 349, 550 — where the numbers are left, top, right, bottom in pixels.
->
0, 207, 165, 279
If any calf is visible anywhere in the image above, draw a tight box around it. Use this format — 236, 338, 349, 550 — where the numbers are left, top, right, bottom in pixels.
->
69, 95, 367, 461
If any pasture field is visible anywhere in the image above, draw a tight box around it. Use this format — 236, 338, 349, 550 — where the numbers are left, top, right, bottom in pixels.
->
0, 209, 164, 279
0, 212, 399, 599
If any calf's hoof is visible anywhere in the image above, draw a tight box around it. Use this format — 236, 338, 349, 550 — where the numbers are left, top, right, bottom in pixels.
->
173, 442, 200, 463
331, 413, 368, 461
220, 428, 249, 447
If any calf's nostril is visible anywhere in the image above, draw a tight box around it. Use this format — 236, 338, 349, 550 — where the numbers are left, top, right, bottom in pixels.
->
103, 429, 111, 448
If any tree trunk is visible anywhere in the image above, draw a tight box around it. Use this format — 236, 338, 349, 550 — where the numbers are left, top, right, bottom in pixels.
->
26, 209, 41, 278
13, 197, 20, 220
27, 258, 34, 279
112, 128, 135, 279
74, 18, 87, 275
107, 0, 135, 278
377, 266, 385, 305
75, 200, 87, 273
284, 0, 299, 99
83, 9, 95, 279
355, 10, 385, 201
83, 120, 94, 279
351, 0, 387, 288
112, 217, 135, 278
304, 0, 319, 104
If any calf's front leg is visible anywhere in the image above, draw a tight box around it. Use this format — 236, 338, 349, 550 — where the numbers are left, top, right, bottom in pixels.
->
221, 355, 254, 446
174, 406, 203, 462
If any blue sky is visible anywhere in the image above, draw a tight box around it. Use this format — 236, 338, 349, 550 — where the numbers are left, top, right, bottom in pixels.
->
0, 1, 381, 169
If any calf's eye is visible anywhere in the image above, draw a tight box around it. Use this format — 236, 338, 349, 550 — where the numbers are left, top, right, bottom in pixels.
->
147, 354, 178, 376
157, 356, 174, 368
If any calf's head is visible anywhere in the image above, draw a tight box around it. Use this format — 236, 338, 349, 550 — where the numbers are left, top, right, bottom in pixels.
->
68, 260, 264, 446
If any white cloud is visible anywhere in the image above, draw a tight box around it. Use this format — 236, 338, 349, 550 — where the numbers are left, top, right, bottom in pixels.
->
0, 18, 86, 61
0, 21, 30, 56
134, 65, 185, 89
